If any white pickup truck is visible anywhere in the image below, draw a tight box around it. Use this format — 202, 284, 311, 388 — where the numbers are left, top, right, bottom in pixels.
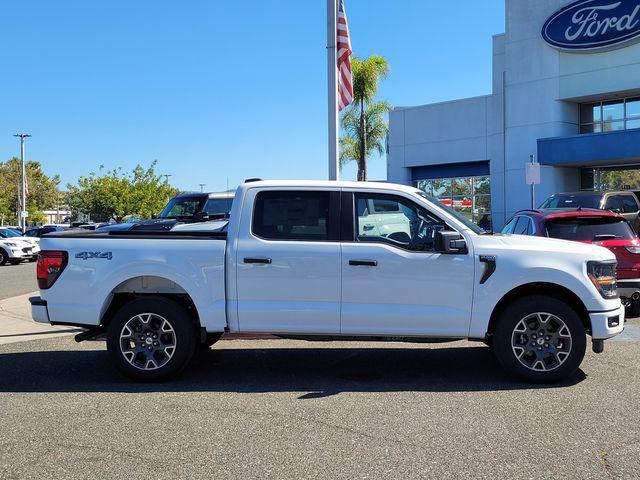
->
31, 180, 625, 382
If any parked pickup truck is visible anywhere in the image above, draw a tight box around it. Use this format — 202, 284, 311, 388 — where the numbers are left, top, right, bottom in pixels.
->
30, 180, 625, 382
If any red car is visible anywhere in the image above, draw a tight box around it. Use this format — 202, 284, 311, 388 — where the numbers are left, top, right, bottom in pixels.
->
502, 208, 640, 316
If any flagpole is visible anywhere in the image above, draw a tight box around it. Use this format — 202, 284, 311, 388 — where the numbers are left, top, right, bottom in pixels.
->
327, 0, 339, 181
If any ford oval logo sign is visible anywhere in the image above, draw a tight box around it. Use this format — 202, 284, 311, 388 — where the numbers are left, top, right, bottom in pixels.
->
542, 0, 640, 51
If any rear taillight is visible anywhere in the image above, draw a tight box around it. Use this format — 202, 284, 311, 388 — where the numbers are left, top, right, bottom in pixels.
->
37, 250, 68, 289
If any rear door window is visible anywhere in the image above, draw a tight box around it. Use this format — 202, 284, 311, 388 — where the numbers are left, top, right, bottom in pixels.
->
252, 191, 332, 241
546, 217, 635, 241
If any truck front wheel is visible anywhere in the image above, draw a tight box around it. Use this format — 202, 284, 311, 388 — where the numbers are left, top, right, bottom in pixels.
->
493, 295, 586, 382
106, 297, 197, 382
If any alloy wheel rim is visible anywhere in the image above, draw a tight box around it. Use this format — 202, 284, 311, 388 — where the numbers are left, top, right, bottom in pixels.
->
511, 312, 572, 372
119, 313, 176, 370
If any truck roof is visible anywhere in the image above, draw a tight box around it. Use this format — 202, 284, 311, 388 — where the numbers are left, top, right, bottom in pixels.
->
237, 180, 416, 193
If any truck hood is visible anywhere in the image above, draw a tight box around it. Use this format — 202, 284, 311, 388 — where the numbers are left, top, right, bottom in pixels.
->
473, 233, 616, 262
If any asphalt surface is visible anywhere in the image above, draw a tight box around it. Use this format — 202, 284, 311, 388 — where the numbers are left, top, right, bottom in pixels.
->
0, 261, 37, 300
1, 335, 639, 479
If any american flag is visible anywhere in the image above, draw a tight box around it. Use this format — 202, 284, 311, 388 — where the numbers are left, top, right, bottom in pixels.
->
337, 0, 353, 111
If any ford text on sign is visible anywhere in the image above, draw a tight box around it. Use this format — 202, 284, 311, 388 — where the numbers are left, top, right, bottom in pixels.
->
542, 0, 640, 51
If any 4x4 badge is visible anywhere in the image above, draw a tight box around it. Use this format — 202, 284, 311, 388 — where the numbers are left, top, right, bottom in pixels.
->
75, 251, 112, 260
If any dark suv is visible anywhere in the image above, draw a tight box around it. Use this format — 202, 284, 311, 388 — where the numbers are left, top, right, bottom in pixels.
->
540, 191, 640, 233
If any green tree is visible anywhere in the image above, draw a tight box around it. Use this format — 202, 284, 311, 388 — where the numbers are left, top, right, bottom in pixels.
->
0, 157, 60, 226
339, 55, 391, 181
66, 161, 179, 223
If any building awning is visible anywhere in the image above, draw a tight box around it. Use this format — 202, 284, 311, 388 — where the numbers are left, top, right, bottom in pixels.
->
538, 129, 640, 167
411, 161, 490, 181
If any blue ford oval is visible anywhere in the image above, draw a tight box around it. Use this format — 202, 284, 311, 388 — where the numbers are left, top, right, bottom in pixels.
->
542, 0, 640, 51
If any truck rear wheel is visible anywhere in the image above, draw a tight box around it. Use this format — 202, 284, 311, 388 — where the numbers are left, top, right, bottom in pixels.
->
493, 295, 586, 382
106, 297, 197, 382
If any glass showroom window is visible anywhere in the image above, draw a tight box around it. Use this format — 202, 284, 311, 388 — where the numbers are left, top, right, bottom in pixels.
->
580, 97, 640, 133
415, 176, 492, 231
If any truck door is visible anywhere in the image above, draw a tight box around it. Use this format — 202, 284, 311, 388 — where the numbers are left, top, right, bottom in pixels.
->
340, 191, 475, 337
235, 188, 342, 333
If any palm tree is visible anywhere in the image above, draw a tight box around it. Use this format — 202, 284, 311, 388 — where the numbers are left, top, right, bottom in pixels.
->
339, 55, 391, 181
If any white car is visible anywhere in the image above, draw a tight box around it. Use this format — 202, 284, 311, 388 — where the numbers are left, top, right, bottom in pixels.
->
31, 180, 624, 382
0, 237, 40, 265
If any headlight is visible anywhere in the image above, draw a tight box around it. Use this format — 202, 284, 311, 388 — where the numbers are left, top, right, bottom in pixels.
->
626, 246, 640, 254
587, 261, 618, 299
4, 242, 17, 247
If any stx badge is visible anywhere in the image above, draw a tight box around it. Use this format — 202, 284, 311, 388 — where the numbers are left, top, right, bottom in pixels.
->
75, 251, 113, 260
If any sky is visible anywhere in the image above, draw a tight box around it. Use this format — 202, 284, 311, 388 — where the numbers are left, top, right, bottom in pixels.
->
0, 0, 505, 192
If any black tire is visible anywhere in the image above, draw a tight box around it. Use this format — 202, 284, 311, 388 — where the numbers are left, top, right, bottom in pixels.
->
9, 259, 23, 265
624, 299, 640, 318
106, 297, 198, 382
0, 249, 7, 266
199, 332, 223, 349
28, 257, 37, 262
493, 295, 586, 383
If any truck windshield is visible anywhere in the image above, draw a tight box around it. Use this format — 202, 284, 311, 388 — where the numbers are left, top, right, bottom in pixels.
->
414, 190, 485, 234
546, 217, 635, 241
160, 198, 204, 218
204, 198, 233, 217
0, 228, 21, 238
540, 194, 601, 209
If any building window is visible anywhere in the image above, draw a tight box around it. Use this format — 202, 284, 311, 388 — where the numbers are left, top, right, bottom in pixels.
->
414, 175, 492, 231
581, 166, 640, 191
580, 97, 640, 134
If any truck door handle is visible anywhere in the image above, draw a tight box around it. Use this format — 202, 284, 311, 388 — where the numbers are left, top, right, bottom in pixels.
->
349, 259, 377, 267
244, 257, 272, 264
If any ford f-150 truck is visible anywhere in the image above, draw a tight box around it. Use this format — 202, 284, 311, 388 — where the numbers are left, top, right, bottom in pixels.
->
30, 180, 625, 382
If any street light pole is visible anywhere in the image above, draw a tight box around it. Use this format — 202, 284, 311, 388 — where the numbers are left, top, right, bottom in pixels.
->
199, 183, 205, 192
13, 133, 31, 232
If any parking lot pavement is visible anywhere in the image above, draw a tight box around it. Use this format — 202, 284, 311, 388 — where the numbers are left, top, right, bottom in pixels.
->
0, 292, 80, 345
1, 336, 639, 479
0, 261, 37, 300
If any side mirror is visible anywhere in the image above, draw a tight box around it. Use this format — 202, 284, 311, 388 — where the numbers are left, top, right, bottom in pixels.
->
435, 230, 467, 254
192, 212, 210, 222
610, 208, 622, 214
151, 214, 158, 219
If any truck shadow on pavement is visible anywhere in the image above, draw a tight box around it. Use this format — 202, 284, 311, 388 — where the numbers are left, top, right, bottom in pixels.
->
0, 341, 586, 395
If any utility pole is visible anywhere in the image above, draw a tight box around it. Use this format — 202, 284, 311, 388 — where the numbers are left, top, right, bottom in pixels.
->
13, 133, 31, 232
162, 174, 172, 183
199, 183, 206, 192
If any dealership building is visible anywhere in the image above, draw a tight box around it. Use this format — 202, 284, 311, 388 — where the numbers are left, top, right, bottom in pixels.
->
387, 0, 640, 230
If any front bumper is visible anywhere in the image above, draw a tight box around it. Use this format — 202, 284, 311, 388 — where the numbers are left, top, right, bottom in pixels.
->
30, 296, 50, 324
589, 304, 625, 340
8, 244, 38, 260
